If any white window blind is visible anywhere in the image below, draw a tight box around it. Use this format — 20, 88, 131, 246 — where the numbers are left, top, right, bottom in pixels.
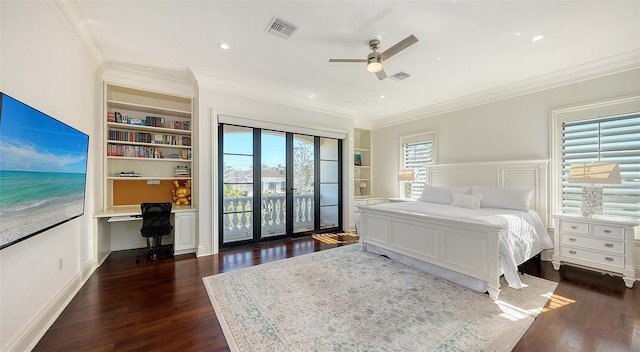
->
562, 112, 640, 218
402, 135, 434, 199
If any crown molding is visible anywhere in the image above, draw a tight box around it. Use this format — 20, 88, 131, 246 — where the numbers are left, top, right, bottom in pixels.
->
102, 63, 195, 98
371, 50, 640, 130
353, 119, 373, 130
190, 68, 359, 120
49, 0, 107, 74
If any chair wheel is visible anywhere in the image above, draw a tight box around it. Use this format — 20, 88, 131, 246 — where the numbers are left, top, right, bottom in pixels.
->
135, 255, 140, 264
150, 253, 157, 262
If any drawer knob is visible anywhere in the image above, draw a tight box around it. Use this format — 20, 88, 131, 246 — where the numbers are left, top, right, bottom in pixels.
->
569, 238, 577, 242
604, 243, 614, 248
604, 230, 612, 234
571, 225, 578, 229
605, 257, 614, 262
569, 250, 577, 255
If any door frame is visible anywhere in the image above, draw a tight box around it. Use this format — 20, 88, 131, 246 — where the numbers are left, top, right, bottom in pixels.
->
218, 124, 342, 249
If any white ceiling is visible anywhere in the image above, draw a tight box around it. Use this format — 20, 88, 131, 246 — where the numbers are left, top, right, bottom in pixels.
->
70, 1, 640, 127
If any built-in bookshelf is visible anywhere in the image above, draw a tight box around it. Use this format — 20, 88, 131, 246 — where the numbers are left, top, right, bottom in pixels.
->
354, 128, 371, 197
104, 84, 193, 207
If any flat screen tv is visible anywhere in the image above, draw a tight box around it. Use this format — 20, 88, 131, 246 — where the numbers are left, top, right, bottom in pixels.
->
0, 92, 89, 250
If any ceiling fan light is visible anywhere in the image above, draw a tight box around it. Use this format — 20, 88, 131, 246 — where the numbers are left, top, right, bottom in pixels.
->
367, 58, 382, 73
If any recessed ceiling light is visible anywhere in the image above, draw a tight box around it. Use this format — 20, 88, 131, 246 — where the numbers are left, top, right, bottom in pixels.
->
515, 32, 521, 36
378, 94, 385, 99
531, 35, 544, 42
308, 93, 316, 99
435, 57, 442, 61
219, 42, 230, 50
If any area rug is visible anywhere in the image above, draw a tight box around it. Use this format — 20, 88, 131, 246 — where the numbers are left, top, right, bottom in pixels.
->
202, 244, 557, 352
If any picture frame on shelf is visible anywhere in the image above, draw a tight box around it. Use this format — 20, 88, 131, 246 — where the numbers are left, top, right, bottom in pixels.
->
354, 153, 362, 166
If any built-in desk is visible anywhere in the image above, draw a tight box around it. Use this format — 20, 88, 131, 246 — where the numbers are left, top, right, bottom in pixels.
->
94, 205, 197, 265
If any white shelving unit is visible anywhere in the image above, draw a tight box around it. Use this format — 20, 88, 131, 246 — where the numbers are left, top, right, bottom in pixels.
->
354, 128, 371, 197
103, 84, 193, 208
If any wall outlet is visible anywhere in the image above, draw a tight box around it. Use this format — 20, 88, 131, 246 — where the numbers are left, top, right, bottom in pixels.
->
147, 179, 160, 185
58, 258, 63, 271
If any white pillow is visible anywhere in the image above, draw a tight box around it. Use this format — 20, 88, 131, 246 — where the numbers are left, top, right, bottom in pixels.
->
418, 185, 472, 204
450, 193, 483, 209
471, 186, 533, 212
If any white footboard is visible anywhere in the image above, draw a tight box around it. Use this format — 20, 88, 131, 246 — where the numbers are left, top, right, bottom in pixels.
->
359, 206, 505, 300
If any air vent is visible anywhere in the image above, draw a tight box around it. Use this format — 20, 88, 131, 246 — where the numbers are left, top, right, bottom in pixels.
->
390, 72, 412, 81
265, 16, 298, 39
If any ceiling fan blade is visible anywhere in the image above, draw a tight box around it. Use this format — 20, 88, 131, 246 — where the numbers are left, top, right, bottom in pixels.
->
378, 35, 418, 61
329, 58, 367, 63
376, 67, 387, 80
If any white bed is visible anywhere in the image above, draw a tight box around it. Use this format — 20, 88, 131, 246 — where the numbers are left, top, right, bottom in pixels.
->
357, 160, 553, 300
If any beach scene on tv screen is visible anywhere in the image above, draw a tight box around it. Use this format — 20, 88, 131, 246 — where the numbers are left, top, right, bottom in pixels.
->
0, 94, 89, 249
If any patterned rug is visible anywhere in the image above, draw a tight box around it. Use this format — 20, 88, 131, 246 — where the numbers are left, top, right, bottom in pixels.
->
203, 244, 557, 352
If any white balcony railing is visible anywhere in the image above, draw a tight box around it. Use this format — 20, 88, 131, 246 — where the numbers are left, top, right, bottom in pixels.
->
222, 194, 314, 242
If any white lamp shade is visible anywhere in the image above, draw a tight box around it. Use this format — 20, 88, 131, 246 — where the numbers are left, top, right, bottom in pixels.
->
359, 182, 367, 188
569, 162, 621, 185
397, 169, 415, 181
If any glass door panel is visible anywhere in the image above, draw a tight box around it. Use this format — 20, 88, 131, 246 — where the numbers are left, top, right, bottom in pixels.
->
320, 138, 339, 229
261, 131, 287, 238
222, 125, 254, 244
293, 135, 315, 233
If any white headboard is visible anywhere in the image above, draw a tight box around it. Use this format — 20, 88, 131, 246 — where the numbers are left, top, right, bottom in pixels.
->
424, 159, 550, 227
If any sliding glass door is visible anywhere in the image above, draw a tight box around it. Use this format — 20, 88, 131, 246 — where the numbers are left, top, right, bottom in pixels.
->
220, 124, 342, 248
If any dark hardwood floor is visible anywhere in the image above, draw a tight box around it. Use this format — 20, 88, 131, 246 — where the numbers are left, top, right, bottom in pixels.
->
34, 234, 639, 352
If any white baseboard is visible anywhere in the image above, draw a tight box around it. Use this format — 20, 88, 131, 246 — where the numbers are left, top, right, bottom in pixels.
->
6, 259, 97, 352
197, 243, 213, 257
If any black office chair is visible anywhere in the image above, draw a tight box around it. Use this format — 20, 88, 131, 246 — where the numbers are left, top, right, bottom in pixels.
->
136, 202, 173, 263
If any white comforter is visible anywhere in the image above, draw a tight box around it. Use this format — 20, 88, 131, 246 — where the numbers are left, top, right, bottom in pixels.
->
359, 201, 553, 289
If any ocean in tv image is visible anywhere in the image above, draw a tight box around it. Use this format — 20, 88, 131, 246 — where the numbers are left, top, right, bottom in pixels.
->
0, 93, 89, 249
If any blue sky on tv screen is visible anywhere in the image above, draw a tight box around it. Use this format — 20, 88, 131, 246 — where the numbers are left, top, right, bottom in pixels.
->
0, 94, 88, 174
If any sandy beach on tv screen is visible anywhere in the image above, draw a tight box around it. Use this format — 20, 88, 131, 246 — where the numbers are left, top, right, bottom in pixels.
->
0, 199, 84, 247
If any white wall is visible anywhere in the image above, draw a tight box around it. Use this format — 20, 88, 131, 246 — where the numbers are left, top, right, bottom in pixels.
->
0, 2, 101, 351
193, 80, 355, 255
372, 69, 640, 198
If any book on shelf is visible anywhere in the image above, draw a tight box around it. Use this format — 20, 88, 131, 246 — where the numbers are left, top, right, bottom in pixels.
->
146, 116, 165, 128
126, 118, 145, 126
107, 144, 165, 158
117, 171, 141, 177
174, 165, 190, 177
181, 149, 192, 160
172, 120, 190, 131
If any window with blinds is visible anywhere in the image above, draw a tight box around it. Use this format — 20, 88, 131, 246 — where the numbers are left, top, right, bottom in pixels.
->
562, 112, 640, 218
402, 135, 434, 199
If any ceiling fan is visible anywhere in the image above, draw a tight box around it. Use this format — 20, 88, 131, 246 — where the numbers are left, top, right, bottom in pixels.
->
329, 35, 418, 80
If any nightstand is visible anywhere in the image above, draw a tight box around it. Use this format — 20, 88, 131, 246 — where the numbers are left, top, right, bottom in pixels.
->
552, 213, 638, 288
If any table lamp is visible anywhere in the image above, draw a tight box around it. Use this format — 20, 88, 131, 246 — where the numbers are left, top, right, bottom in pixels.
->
568, 162, 621, 217
398, 169, 415, 198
